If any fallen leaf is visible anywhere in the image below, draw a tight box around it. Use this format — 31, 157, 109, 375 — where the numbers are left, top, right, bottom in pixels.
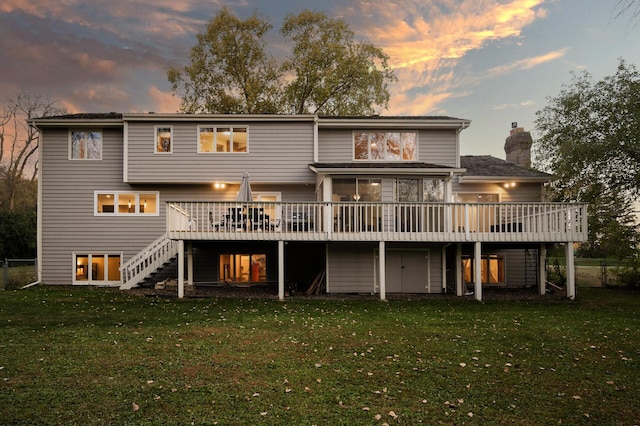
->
467, 412, 474, 417
375, 414, 382, 420
389, 410, 397, 418
132, 402, 139, 412
459, 362, 467, 367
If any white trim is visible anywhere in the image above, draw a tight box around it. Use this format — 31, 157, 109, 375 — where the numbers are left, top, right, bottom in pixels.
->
197, 125, 250, 154
94, 191, 160, 216
154, 125, 173, 154
68, 129, 103, 160
72, 252, 123, 286
37, 132, 43, 284
123, 122, 129, 182
123, 113, 315, 122
352, 130, 419, 162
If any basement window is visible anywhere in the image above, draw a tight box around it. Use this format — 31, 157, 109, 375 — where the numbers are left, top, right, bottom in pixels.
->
462, 254, 505, 285
74, 253, 122, 285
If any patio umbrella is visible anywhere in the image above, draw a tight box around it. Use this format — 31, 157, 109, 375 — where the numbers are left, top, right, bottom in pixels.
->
236, 172, 253, 202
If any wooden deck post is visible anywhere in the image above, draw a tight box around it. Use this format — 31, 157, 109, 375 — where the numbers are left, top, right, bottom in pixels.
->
278, 240, 285, 300
539, 244, 546, 295
474, 241, 482, 301
379, 241, 386, 301
456, 243, 463, 296
187, 241, 193, 287
565, 242, 575, 300
177, 240, 184, 299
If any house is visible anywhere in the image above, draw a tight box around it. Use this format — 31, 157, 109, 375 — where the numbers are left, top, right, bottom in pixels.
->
29, 114, 587, 301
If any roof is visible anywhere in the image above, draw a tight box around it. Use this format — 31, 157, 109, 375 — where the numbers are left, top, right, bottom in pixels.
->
460, 155, 550, 181
37, 112, 123, 120
310, 162, 465, 176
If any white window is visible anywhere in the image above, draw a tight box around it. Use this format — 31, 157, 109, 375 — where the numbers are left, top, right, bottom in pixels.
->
74, 253, 122, 285
70, 130, 102, 160
462, 254, 505, 284
95, 191, 159, 215
155, 126, 173, 154
198, 126, 248, 153
354, 131, 417, 161
397, 178, 445, 202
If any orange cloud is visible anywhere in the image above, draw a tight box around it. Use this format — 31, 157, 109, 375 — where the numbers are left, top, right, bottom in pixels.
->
341, 0, 553, 114
147, 86, 182, 113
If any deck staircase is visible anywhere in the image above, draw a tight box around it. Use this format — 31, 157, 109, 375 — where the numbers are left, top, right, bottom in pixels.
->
120, 233, 180, 290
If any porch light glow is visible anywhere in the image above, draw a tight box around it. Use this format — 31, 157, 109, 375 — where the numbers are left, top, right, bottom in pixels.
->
213, 182, 226, 189
503, 182, 517, 188
128, 199, 131, 208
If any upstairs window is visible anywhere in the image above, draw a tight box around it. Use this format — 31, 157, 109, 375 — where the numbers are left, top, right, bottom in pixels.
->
354, 131, 417, 161
155, 126, 173, 154
95, 192, 159, 215
70, 130, 102, 160
198, 126, 248, 153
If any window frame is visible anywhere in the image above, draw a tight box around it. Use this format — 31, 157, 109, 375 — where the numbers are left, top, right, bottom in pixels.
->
353, 131, 418, 161
462, 254, 506, 285
69, 129, 103, 160
72, 252, 123, 285
94, 191, 160, 216
198, 125, 249, 154
155, 126, 173, 154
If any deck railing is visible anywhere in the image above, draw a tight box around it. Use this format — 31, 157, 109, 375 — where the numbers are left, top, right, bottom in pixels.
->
166, 201, 588, 243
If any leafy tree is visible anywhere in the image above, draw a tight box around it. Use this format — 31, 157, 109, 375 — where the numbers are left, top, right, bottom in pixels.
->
0, 209, 37, 259
280, 10, 396, 115
0, 91, 65, 211
168, 8, 396, 115
534, 59, 640, 258
167, 8, 283, 114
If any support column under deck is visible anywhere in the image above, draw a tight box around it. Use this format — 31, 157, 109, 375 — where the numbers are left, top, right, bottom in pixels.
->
456, 243, 463, 296
278, 240, 285, 301
474, 241, 482, 301
187, 241, 193, 287
379, 241, 386, 301
539, 244, 547, 295
565, 242, 575, 300
177, 240, 184, 299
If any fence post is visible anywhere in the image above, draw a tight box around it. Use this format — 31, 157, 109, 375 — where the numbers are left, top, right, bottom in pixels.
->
2, 259, 7, 290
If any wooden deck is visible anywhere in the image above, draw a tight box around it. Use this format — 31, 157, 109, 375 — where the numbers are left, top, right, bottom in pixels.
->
166, 201, 588, 243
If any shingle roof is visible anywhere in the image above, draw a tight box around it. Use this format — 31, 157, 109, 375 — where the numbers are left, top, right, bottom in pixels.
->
460, 155, 549, 178
311, 162, 458, 169
36, 112, 123, 120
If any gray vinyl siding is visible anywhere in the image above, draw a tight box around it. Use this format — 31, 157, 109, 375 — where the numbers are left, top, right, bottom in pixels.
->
419, 130, 457, 167
40, 127, 166, 285
318, 129, 457, 166
126, 121, 315, 184
504, 249, 539, 287
327, 243, 376, 293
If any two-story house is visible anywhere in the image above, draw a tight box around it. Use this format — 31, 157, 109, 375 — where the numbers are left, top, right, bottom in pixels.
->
29, 113, 587, 301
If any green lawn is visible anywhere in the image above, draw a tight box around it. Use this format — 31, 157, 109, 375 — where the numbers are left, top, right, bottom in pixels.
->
0, 287, 638, 425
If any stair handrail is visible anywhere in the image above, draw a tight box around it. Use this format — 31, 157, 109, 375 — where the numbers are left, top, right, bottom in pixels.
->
119, 233, 179, 289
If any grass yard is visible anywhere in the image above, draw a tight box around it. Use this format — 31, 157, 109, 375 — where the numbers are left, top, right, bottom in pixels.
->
0, 287, 638, 425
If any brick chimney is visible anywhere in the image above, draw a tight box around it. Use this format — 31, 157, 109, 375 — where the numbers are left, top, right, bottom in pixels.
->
504, 123, 532, 168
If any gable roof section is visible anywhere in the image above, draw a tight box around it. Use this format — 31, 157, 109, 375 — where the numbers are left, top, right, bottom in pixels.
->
318, 115, 470, 129
459, 155, 550, 183
310, 162, 465, 175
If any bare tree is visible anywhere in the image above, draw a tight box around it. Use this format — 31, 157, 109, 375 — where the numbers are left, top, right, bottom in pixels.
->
614, 0, 640, 25
0, 91, 65, 211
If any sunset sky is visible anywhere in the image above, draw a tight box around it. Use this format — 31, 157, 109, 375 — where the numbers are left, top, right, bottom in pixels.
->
1, 0, 639, 158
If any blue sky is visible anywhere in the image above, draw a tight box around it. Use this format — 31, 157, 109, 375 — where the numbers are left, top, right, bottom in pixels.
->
1, 0, 639, 159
